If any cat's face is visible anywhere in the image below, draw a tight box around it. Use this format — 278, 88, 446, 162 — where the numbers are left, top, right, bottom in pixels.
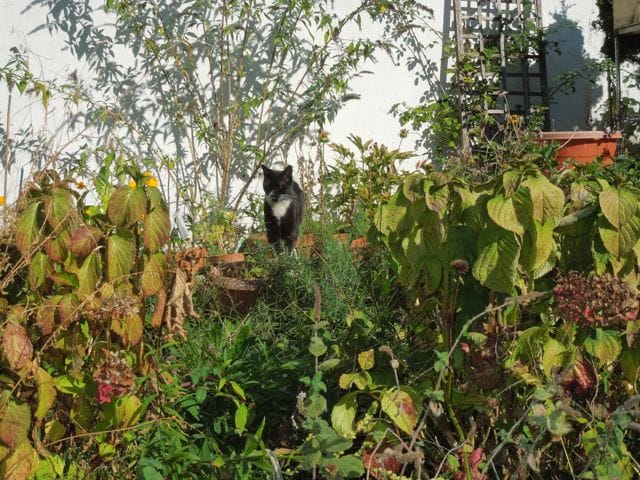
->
262, 165, 292, 202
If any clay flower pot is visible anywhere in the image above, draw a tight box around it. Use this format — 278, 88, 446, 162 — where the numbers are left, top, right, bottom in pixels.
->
349, 236, 369, 251
538, 130, 622, 168
209, 253, 264, 313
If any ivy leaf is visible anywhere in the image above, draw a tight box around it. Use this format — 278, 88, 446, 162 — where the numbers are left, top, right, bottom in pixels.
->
331, 393, 357, 438
473, 226, 521, 294
77, 250, 102, 300
106, 229, 135, 283
381, 389, 418, 435
143, 207, 171, 253
0, 400, 31, 449
107, 185, 147, 226
2, 323, 33, 371
584, 328, 621, 365
35, 366, 57, 423
69, 225, 103, 259
141, 253, 166, 297
15, 201, 43, 258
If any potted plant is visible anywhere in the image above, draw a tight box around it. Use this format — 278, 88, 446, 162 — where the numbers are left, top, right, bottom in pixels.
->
538, 130, 623, 168
209, 253, 265, 314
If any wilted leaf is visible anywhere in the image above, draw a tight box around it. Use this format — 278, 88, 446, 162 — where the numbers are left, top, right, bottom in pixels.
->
112, 313, 143, 346
34, 366, 57, 423
69, 225, 103, 258
37, 296, 62, 335
381, 389, 418, 435
141, 252, 166, 297
143, 207, 170, 253
43, 231, 70, 263
106, 229, 135, 283
3, 440, 37, 480
107, 185, 147, 226
0, 400, 31, 449
2, 323, 33, 371
57, 293, 80, 327
15, 201, 43, 258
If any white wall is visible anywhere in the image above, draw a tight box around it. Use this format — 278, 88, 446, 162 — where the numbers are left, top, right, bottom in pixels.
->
0, 0, 626, 206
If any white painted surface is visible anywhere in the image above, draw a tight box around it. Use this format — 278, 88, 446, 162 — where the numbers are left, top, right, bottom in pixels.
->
0, 0, 630, 207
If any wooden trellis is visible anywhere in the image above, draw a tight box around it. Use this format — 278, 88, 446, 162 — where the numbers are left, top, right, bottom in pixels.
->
450, 0, 550, 151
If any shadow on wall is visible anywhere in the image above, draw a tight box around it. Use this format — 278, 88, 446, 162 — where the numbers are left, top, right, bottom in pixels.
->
545, 3, 605, 130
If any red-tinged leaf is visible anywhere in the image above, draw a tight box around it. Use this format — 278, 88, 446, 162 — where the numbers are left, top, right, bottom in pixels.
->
146, 186, 167, 211
77, 250, 102, 300
69, 224, 103, 258
15, 201, 43, 258
141, 252, 166, 297
0, 400, 31, 450
362, 447, 401, 479
28, 251, 52, 290
4, 440, 37, 480
143, 207, 170, 253
57, 293, 80, 327
2, 323, 33, 371
380, 389, 418, 435
107, 185, 147, 226
47, 271, 78, 288
43, 229, 71, 263
44, 188, 79, 231
34, 366, 57, 423
112, 313, 143, 346
37, 296, 62, 335
106, 229, 135, 283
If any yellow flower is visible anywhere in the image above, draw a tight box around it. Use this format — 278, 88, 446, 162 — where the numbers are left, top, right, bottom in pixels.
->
129, 180, 137, 188
143, 171, 153, 177
145, 177, 159, 188
0, 195, 5, 206
75, 181, 87, 190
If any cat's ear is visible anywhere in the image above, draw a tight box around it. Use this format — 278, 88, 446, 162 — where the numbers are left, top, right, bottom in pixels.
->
283, 165, 292, 179
261, 164, 269, 175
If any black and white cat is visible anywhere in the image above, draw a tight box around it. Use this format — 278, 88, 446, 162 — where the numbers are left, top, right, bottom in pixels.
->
261, 164, 304, 252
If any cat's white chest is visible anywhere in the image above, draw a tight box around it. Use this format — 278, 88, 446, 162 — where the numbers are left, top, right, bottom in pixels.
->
267, 197, 292, 223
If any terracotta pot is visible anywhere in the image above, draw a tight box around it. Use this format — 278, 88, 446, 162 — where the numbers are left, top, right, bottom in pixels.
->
538, 131, 622, 168
332, 233, 349, 245
210, 274, 265, 314
349, 236, 369, 251
245, 233, 269, 250
297, 233, 317, 250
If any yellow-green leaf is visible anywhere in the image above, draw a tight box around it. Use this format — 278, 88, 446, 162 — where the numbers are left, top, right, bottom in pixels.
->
77, 250, 102, 300
142, 207, 170, 253
69, 225, 103, 258
486, 194, 525, 235
106, 229, 135, 283
15, 201, 42, 258
599, 188, 638, 230
115, 395, 142, 427
34, 366, 57, 422
522, 174, 565, 223
541, 338, 567, 378
2, 323, 33, 371
380, 389, 418, 435
357, 349, 375, 371
107, 185, 147, 227
0, 400, 31, 449
4, 440, 38, 480
43, 188, 78, 231
331, 393, 357, 437
472, 226, 521, 293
